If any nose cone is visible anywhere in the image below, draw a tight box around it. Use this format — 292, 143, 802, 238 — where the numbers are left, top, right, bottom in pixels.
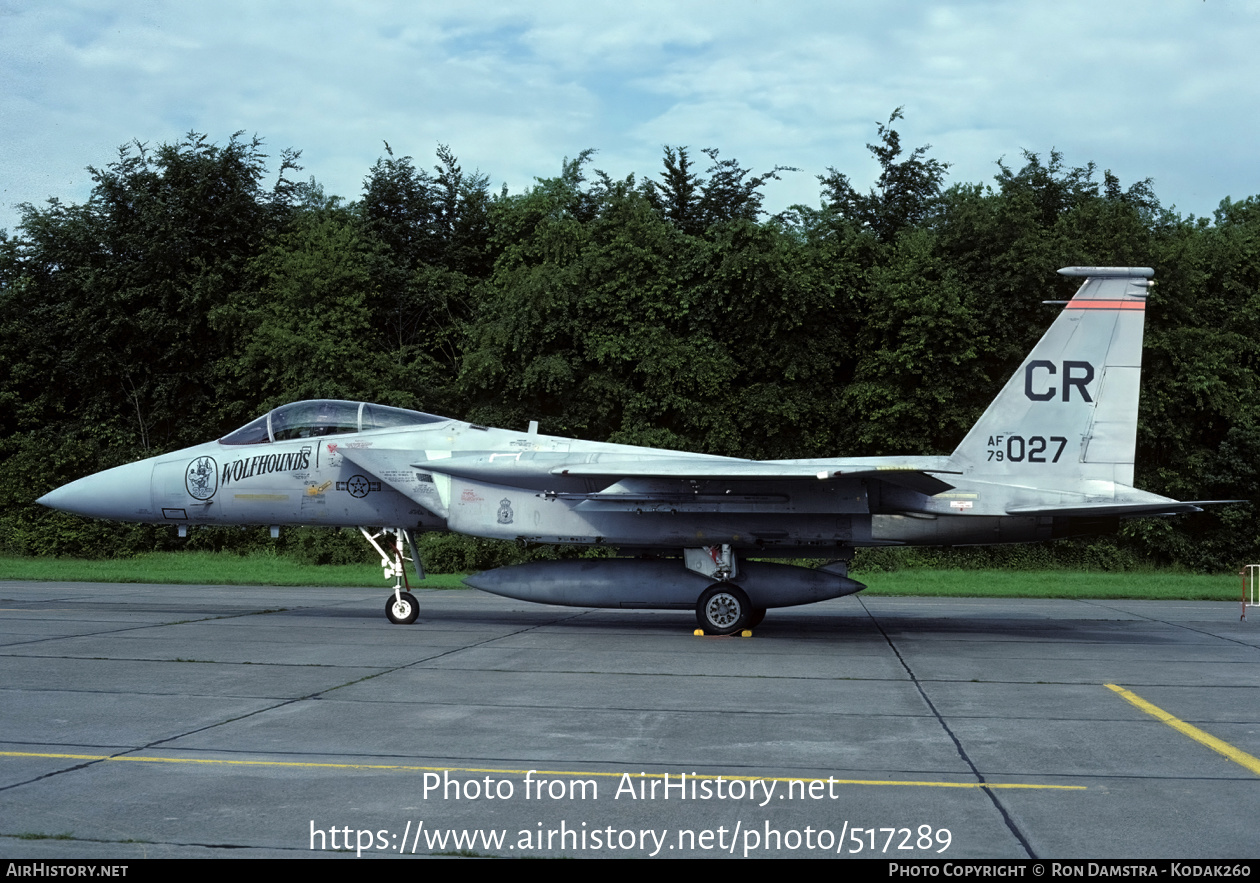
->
37, 459, 157, 521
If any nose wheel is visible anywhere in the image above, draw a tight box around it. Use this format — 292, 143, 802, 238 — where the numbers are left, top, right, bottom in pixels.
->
386, 591, 419, 625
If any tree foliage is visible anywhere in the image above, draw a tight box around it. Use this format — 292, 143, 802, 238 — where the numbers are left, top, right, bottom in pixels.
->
819, 107, 949, 241
3, 117, 1258, 571
643, 146, 797, 235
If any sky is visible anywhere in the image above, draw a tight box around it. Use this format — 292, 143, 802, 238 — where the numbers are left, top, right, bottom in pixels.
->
2, 0, 1258, 235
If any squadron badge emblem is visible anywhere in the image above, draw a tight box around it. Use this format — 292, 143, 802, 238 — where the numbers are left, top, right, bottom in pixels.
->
185, 456, 218, 501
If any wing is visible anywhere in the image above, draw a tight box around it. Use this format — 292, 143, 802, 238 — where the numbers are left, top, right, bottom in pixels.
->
411, 453, 959, 496
548, 459, 960, 496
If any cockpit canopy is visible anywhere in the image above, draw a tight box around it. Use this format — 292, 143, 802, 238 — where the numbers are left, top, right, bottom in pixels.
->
220, 400, 447, 445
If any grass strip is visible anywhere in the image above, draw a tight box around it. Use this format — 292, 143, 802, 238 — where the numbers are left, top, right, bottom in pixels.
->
0, 554, 1242, 600
0, 552, 465, 589
859, 568, 1237, 601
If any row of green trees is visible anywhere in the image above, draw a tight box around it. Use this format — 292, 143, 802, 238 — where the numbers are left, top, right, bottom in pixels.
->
2, 114, 1257, 571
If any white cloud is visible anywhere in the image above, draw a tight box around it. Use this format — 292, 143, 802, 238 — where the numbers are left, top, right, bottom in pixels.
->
2, 0, 1258, 232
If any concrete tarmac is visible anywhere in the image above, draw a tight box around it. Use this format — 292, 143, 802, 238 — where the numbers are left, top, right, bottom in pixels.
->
0, 580, 1257, 859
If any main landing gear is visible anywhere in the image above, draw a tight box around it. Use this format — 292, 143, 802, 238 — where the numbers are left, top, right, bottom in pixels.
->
687, 545, 765, 636
696, 583, 751, 635
361, 527, 424, 625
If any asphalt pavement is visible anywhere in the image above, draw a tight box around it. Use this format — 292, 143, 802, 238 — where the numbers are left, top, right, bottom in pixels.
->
1, 580, 1257, 859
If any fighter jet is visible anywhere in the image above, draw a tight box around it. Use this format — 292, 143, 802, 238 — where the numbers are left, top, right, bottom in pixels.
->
37, 267, 1226, 633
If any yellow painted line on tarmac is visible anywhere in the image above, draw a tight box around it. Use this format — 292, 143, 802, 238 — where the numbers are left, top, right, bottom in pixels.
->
0, 751, 1083, 790
1106, 683, 1260, 776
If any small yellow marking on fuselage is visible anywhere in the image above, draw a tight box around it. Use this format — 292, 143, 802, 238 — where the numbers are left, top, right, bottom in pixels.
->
307, 481, 333, 496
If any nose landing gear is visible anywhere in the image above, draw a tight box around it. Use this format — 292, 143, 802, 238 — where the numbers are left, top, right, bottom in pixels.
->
361, 526, 424, 625
386, 591, 419, 624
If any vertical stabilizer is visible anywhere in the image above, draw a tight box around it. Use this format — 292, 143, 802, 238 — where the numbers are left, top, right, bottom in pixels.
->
949, 267, 1153, 489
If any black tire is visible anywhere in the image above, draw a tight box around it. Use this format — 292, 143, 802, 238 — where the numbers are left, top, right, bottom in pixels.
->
695, 584, 750, 635
385, 591, 419, 625
745, 608, 766, 630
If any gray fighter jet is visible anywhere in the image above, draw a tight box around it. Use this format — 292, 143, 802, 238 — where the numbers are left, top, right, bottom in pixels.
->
38, 267, 1226, 633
